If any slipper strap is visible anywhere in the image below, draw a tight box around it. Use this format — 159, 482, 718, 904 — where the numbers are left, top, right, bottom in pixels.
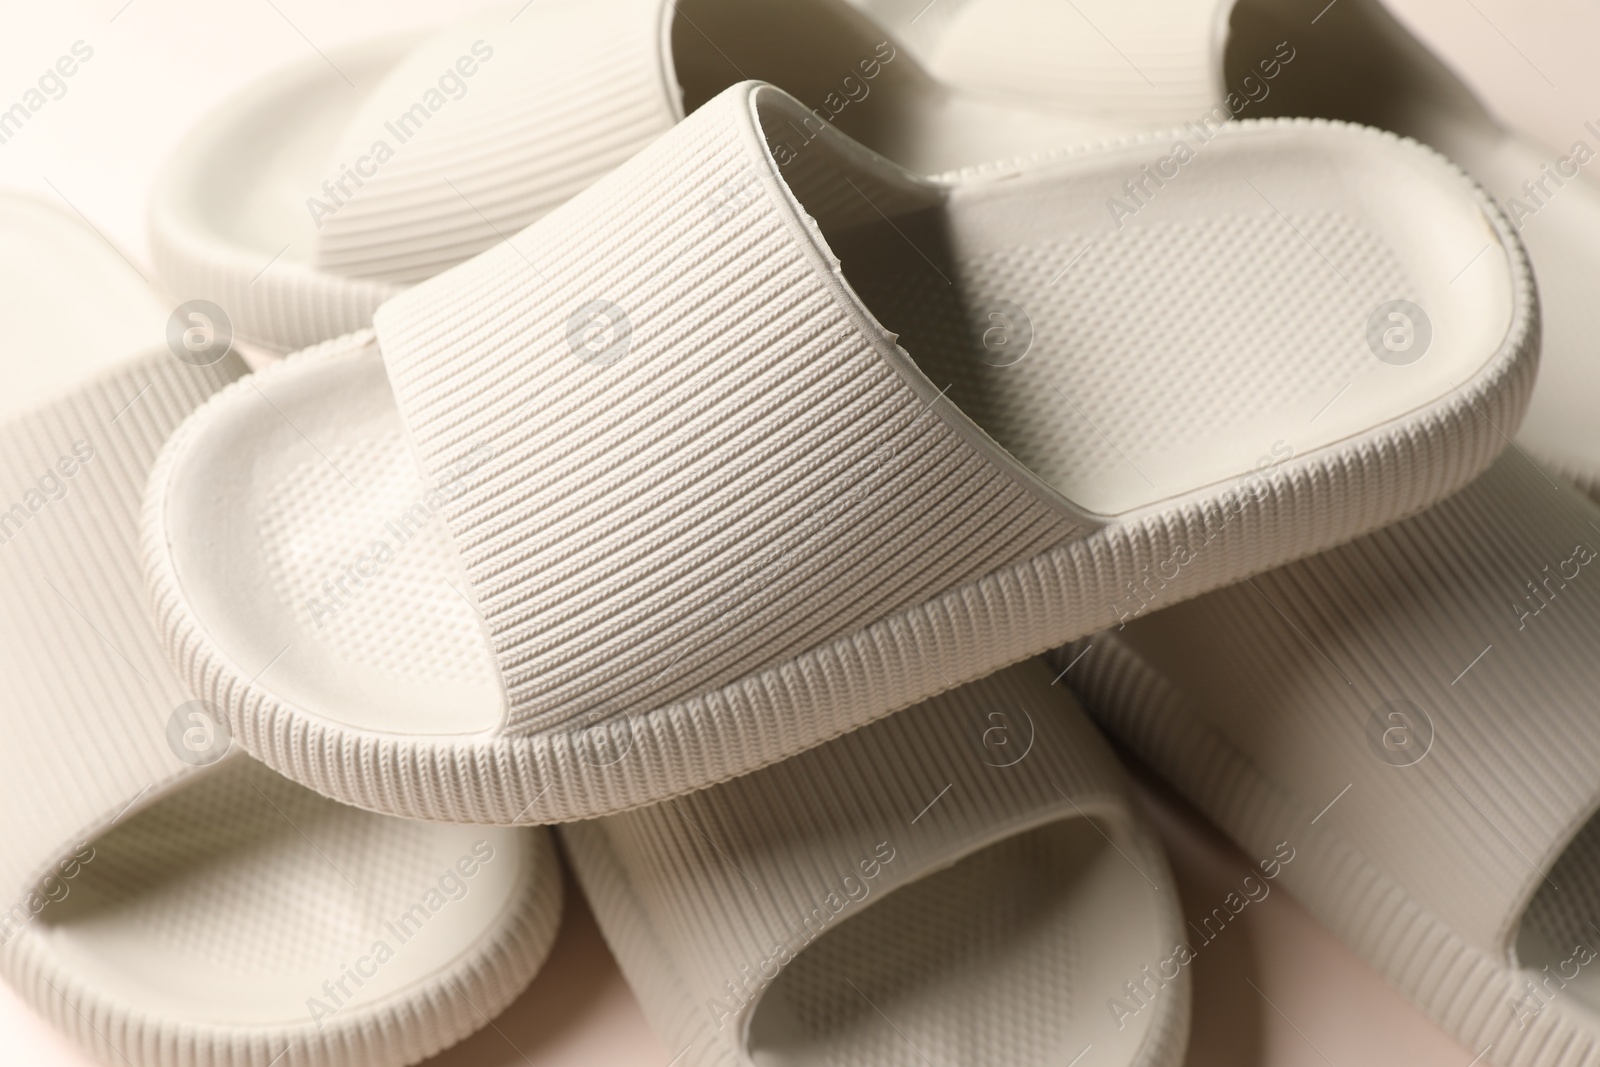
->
371, 83, 1075, 744
563, 660, 1157, 1061
0, 350, 244, 927
313, 0, 681, 284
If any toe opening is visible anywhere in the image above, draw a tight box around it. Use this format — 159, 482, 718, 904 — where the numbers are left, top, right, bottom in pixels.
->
745, 814, 1171, 1066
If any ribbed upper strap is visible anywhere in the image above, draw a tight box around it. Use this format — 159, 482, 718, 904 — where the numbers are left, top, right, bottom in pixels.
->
0, 351, 244, 919
580, 659, 1135, 1048
1078, 455, 1600, 959
312, 0, 679, 284
371, 82, 1075, 738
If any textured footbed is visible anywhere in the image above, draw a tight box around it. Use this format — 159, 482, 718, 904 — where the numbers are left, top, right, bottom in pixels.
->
886, 0, 1600, 498
151, 113, 1517, 747
0, 194, 562, 1067
1216, 0, 1600, 501
22, 759, 543, 1030
158, 337, 504, 738
743, 820, 1162, 1067
822, 120, 1511, 516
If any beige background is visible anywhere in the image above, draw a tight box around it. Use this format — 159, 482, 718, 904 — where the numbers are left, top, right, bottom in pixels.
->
0, 0, 1594, 1063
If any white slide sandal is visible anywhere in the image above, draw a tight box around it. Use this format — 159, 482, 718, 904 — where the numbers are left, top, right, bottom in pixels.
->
143, 80, 1533, 825
1066, 453, 1600, 1067
562, 660, 1189, 1067
855, 0, 1600, 498
147, 0, 1132, 355
0, 192, 562, 1067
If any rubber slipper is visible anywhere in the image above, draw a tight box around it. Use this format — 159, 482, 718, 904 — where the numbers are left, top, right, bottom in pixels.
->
144, 80, 1535, 825
1065, 453, 1600, 1067
0, 192, 562, 1067
149, 0, 1128, 354
562, 659, 1190, 1067
859, 0, 1600, 498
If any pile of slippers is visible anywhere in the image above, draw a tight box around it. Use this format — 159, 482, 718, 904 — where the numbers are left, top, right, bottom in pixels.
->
5, 0, 1599, 1065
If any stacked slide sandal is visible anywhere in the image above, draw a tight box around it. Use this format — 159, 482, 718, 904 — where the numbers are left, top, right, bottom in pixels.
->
144, 80, 1535, 824
1067, 453, 1600, 1067
564, 659, 1189, 1067
0, 191, 562, 1067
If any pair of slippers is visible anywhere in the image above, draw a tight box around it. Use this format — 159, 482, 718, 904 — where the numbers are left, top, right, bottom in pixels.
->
1, 0, 1570, 1065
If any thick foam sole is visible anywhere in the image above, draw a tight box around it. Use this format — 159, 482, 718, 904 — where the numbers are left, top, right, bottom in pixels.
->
1433, 127, 1600, 496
